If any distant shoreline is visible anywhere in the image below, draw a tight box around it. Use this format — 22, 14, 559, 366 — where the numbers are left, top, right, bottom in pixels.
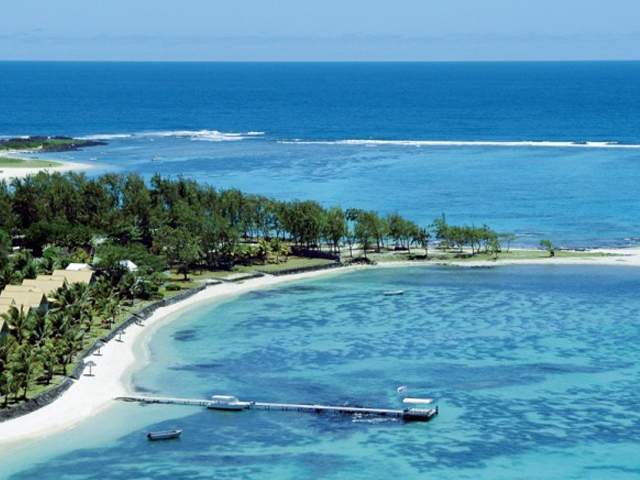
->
1, 248, 639, 450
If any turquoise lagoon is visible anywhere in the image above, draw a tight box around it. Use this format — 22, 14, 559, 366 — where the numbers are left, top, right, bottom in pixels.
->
4, 264, 640, 479
3, 61, 640, 478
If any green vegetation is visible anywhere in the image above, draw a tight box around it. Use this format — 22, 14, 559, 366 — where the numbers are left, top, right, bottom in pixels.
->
540, 239, 555, 257
0, 168, 582, 410
0, 158, 63, 168
0, 136, 104, 153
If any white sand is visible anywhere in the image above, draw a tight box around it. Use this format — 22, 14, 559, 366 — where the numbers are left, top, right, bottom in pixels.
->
0, 153, 93, 181
1, 247, 640, 448
0, 269, 343, 449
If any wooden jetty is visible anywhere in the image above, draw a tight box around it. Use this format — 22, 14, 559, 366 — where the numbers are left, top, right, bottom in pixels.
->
117, 395, 212, 407
116, 395, 438, 422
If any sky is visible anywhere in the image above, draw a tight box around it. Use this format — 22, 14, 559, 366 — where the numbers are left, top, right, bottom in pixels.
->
1, 0, 639, 61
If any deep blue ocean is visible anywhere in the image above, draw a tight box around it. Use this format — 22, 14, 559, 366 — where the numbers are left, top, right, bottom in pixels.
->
2, 62, 640, 479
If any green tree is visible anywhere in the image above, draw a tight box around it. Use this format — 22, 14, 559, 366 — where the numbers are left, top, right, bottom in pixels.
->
9, 343, 41, 399
256, 239, 270, 265
324, 206, 346, 254
488, 237, 502, 259
414, 227, 432, 258
1, 306, 33, 345
500, 233, 517, 253
540, 239, 555, 257
38, 342, 59, 385
154, 226, 203, 280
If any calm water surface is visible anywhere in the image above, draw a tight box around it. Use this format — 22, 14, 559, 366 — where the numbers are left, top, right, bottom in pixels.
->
4, 265, 640, 479
2, 62, 640, 478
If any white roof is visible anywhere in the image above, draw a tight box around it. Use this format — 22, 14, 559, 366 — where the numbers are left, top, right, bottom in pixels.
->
402, 397, 434, 405
118, 260, 138, 271
66, 263, 93, 271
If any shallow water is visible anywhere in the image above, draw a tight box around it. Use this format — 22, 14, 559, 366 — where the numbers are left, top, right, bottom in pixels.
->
5, 265, 640, 479
3, 62, 640, 478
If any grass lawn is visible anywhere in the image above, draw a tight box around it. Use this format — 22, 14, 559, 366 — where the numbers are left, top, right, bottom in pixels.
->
0, 157, 63, 168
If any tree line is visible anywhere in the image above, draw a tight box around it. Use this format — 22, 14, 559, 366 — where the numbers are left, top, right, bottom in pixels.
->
0, 171, 511, 406
0, 172, 509, 274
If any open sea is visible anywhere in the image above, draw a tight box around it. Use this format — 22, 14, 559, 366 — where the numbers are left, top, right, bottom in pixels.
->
1, 62, 640, 478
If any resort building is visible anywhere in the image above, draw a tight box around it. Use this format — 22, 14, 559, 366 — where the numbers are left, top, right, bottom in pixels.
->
22, 276, 67, 296
118, 260, 138, 272
0, 289, 49, 313
52, 269, 96, 285
2, 285, 41, 294
0, 297, 16, 307
65, 263, 93, 271
0, 299, 17, 335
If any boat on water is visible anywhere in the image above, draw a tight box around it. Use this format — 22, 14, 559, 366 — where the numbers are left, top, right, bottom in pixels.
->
207, 395, 246, 411
383, 290, 404, 296
146, 429, 183, 440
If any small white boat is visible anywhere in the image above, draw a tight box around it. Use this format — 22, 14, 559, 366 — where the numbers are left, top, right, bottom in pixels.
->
147, 429, 183, 440
207, 395, 246, 411
383, 290, 404, 296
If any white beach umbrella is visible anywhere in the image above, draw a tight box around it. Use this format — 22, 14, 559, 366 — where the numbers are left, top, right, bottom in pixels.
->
85, 360, 97, 376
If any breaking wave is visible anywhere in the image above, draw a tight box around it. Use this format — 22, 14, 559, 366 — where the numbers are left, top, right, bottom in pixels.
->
78, 130, 265, 142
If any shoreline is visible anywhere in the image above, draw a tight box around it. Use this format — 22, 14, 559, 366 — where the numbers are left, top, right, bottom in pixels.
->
1, 248, 640, 449
0, 153, 94, 181
0, 268, 345, 450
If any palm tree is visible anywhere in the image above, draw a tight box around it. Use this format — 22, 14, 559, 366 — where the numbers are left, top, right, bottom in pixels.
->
0, 265, 20, 291
257, 239, 270, 265
53, 327, 83, 376
278, 242, 291, 263
9, 343, 41, 399
38, 343, 59, 385
0, 370, 10, 407
47, 311, 71, 339
1, 306, 33, 345
20, 261, 38, 280
29, 310, 52, 347
0, 336, 16, 400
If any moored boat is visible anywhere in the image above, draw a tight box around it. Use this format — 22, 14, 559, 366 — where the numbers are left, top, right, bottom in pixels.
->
207, 395, 246, 411
146, 429, 183, 440
383, 290, 404, 296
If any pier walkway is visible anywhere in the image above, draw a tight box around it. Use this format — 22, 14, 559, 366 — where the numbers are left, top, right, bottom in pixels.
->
115, 395, 438, 422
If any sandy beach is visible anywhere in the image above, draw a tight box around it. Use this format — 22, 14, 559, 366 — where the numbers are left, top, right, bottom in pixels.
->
1, 247, 640, 450
0, 152, 93, 181
0, 268, 344, 450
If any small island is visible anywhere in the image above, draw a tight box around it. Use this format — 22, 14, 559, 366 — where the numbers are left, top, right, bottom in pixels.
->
0, 136, 100, 180
0, 135, 106, 153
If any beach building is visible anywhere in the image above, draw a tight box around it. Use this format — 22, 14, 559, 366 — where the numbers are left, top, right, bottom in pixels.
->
65, 263, 93, 271
118, 260, 138, 272
23, 276, 67, 296
37, 274, 69, 284
0, 289, 48, 313
0, 297, 15, 307
0, 299, 16, 336
2, 285, 42, 294
0, 298, 17, 317
52, 269, 96, 285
